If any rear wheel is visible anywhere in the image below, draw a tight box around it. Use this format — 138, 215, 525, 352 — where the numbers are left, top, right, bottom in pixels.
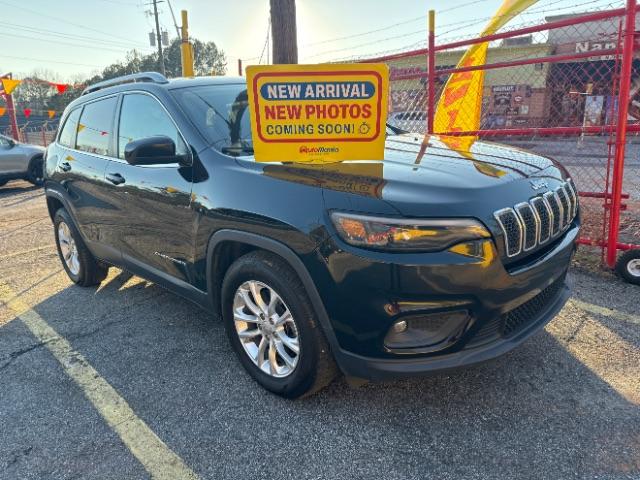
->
616, 249, 640, 285
54, 208, 108, 286
221, 251, 337, 398
27, 156, 43, 186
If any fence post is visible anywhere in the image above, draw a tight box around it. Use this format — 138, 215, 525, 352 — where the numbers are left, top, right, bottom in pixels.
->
41, 124, 47, 147
427, 10, 435, 134
4, 93, 19, 141
606, 0, 636, 267
238, 59, 243, 76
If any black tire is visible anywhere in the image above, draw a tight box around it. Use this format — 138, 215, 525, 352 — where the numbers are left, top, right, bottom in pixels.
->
221, 250, 337, 399
53, 208, 108, 287
27, 156, 44, 186
615, 249, 640, 285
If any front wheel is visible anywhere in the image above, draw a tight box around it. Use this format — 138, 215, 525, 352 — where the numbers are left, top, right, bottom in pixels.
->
54, 208, 108, 286
221, 251, 337, 398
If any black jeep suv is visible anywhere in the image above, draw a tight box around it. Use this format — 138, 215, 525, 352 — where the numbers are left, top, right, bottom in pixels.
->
44, 72, 579, 398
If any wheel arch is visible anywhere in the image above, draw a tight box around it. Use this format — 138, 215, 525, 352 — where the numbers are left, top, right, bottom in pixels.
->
206, 230, 342, 358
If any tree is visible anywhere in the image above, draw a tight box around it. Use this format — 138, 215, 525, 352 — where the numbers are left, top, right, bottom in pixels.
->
163, 38, 227, 77
270, 0, 298, 64
45, 37, 227, 112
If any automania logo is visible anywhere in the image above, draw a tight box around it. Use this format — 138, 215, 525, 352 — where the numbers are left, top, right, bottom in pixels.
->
299, 146, 340, 154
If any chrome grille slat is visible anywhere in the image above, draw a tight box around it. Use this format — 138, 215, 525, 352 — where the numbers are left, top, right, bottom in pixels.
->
495, 180, 579, 258
544, 191, 562, 236
562, 183, 576, 220
556, 187, 570, 228
494, 208, 523, 257
515, 202, 538, 251
531, 197, 551, 244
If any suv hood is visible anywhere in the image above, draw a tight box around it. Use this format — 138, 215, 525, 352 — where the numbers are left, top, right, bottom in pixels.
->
262, 134, 568, 218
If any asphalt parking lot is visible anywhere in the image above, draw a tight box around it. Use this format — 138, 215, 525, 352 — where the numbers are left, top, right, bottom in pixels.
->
1, 180, 639, 480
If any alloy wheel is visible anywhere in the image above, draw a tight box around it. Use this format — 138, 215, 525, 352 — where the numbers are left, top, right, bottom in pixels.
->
232, 280, 300, 378
627, 259, 640, 278
58, 221, 80, 275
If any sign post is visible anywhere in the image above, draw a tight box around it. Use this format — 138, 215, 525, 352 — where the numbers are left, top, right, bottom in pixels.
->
246, 64, 389, 163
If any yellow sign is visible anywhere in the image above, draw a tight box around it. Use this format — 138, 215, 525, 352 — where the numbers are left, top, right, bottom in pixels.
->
246, 64, 389, 163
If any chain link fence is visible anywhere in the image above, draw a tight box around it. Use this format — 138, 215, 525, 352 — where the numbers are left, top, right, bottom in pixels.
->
356, 2, 640, 265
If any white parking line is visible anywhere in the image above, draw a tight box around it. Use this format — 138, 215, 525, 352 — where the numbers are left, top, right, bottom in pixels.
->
0, 280, 199, 480
571, 298, 640, 326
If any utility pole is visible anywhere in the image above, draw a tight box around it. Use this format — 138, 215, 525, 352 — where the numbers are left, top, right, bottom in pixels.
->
152, 0, 166, 75
270, 0, 298, 64
180, 10, 194, 77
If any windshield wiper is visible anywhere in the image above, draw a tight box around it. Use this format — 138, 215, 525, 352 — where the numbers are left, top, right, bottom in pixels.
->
221, 145, 254, 156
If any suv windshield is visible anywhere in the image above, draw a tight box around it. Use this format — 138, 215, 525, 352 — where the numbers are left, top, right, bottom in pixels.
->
171, 83, 252, 157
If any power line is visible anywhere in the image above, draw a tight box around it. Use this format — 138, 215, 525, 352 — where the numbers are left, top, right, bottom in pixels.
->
305, 0, 623, 62
258, 18, 271, 64
302, 0, 492, 48
1, 21, 153, 50
0, 54, 103, 68
0, 31, 148, 54
0, 0, 149, 47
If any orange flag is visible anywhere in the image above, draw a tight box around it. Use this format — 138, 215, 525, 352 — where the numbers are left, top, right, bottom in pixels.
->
1, 78, 21, 95
0, 107, 5, 116
48, 110, 56, 119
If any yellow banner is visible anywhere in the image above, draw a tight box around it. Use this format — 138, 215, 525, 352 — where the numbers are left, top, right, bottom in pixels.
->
246, 63, 389, 163
1, 78, 21, 95
434, 0, 539, 135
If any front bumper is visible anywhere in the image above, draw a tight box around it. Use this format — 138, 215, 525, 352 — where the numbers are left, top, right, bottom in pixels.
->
334, 277, 569, 380
311, 224, 578, 380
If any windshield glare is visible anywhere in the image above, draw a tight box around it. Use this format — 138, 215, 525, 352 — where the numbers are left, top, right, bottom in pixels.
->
171, 84, 253, 156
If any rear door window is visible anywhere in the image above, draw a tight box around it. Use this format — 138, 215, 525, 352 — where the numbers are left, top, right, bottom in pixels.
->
58, 108, 81, 148
76, 96, 118, 156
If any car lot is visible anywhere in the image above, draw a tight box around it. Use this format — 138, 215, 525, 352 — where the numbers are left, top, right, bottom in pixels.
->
1, 180, 639, 480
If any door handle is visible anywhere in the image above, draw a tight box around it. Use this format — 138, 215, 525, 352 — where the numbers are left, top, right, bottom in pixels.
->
106, 172, 126, 185
60, 161, 71, 172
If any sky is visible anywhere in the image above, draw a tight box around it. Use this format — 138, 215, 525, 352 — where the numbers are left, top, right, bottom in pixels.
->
0, 0, 626, 82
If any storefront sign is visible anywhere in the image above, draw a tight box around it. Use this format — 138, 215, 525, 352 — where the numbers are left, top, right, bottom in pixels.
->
246, 64, 389, 163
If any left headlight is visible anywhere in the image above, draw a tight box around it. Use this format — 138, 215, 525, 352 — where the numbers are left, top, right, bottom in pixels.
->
330, 212, 491, 252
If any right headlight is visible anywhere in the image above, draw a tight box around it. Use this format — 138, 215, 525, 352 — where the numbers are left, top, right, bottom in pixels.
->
330, 212, 491, 252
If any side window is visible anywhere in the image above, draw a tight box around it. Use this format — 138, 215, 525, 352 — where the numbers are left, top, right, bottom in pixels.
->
76, 96, 118, 156
118, 94, 187, 159
58, 108, 81, 148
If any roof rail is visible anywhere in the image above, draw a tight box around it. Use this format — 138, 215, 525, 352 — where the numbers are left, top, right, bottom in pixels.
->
82, 72, 169, 95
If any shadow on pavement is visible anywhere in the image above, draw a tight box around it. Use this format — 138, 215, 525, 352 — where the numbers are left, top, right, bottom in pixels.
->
1, 268, 637, 479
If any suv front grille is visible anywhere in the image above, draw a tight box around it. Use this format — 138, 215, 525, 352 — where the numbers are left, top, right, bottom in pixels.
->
494, 179, 578, 258
500, 276, 565, 337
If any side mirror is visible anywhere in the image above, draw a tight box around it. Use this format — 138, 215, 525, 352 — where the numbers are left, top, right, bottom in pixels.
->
3, 138, 15, 148
124, 136, 188, 166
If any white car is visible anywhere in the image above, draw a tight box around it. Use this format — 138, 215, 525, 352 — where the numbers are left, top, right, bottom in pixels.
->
0, 133, 45, 187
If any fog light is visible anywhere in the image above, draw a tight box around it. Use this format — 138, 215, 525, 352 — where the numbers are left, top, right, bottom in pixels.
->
392, 320, 408, 333
384, 310, 472, 352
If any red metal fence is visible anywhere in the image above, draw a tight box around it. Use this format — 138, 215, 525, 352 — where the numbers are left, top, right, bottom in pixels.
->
1, 124, 58, 147
358, 0, 640, 269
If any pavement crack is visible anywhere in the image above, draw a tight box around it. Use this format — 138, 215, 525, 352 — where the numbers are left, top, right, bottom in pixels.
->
0, 341, 50, 372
